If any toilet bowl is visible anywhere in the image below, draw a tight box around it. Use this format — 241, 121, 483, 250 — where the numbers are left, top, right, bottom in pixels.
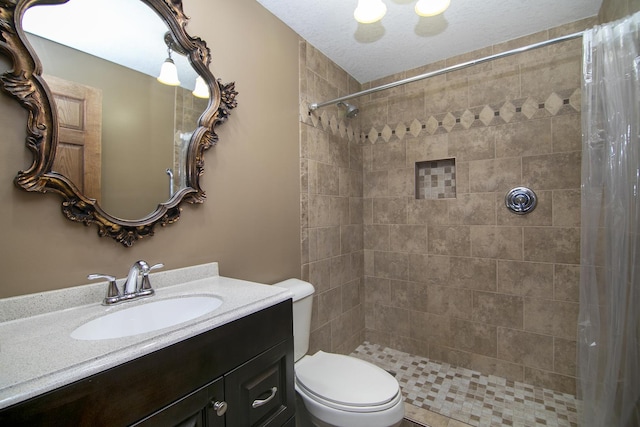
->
274, 279, 404, 427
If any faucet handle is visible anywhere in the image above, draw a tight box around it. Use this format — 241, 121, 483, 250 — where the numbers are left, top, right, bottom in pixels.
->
149, 263, 164, 272
138, 263, 164, 295
88, 273, 120, 305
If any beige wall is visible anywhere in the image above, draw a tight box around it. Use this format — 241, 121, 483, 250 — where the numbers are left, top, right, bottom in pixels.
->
0, 0, 301, 298
301, 16, 597, 395
599, 0, 640, 21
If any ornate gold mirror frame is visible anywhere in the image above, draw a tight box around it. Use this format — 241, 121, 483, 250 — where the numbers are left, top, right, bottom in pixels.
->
0, 0, 237, 246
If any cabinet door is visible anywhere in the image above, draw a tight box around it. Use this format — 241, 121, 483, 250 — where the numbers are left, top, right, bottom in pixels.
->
132, 377, 226, 427
225, 338, 295, 427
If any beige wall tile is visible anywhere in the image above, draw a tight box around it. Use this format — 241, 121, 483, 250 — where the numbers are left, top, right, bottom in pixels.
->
408, 199, 449, 225
427, 286, 473, 320
449, 257, 497, 291
350, 197, 363, 225
495, 119, 553, 158
373, 140, 407, 171
524, 297, 579, 340
470, 226, 523, 260
374, 250, 409, 280
447, 126, 496, 161
330, 254, 352, 287
341, 224, 363, 254
308, 258, 331, 293
554, 337, 577, 377
389, 279, 410, 308
341, 279, 361, 312
318, 287, 342, 325
468, 65, 520, 106
473, 292, 524, 328
552, 113, 582, 153
552, 189, 581, 227
309, 322, 331, 355
428, 226, 471, 257
371, 303, 410, 336
373, 197, 408, 224
520, 56, 581, 101
388, 168, 414, 198
497, 260, 554, 297
390, 224, 428, 253
408, 254, 451, 285
406, 133, 450, 165
456, 161, 470, 194
522, 151, 581, 190
365, 276, 390, 305
523, 227, 580, 264
497, 328, 553, 369
425, 78, 469, 116
451, 318, 497, 357
429, 344, 473, 369
365, 224, 390, 251
314, 226, 341, 259
449, 193, 496, 225
468, 353, 524, 382
388, 90, 426, 124
410, 311, 451, 346
493, 30, 548, 59
469, 158, 522, 193
554, 264, 580, 302
524, 367, 576, 395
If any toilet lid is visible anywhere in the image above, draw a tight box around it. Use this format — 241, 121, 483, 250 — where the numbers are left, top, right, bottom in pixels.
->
295, 351, 400, 408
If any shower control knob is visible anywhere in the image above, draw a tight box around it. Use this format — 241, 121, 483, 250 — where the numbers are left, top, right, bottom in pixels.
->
505, 187, 537, 215
210, 400, 228, 416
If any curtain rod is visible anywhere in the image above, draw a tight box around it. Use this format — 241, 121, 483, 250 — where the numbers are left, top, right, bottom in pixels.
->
308, 31, 584, 113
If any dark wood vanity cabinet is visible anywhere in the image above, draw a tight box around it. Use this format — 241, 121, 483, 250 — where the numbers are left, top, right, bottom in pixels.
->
0, 300, 295, 427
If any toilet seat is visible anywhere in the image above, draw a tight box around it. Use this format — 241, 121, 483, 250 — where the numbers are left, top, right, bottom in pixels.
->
295, 351, 401, 413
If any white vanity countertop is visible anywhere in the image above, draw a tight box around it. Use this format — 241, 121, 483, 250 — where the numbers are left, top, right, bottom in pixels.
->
0, 262, 292, 410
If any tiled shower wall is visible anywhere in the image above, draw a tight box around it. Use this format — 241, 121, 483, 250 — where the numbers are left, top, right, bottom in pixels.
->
299, 17, 596, 395
299, 41, 366, 355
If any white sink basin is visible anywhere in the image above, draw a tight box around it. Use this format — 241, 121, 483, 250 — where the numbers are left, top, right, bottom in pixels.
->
71, 296, 223, 340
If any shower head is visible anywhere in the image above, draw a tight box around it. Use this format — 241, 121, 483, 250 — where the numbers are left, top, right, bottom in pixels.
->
337, 101, 359, 118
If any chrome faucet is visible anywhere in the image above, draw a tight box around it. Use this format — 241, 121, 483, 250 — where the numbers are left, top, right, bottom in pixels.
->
88, 260, 164, 305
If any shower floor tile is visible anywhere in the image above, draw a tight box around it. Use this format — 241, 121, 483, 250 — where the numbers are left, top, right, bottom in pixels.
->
351, 342, 581, 427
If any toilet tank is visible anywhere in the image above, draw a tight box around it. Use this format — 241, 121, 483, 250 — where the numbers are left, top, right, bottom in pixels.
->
274, 279, 314, 362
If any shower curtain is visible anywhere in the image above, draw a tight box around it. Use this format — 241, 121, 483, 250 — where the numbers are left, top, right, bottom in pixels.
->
579, 11, 640, 427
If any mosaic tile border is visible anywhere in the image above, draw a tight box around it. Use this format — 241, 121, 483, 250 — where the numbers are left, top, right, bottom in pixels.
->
302, 89, 581, 146
351, 342, 581, 427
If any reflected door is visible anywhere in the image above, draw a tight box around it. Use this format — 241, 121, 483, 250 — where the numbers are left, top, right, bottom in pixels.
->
47, 74, 102, 201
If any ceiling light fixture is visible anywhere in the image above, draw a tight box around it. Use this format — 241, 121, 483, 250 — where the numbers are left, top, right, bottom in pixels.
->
192, 76, 209, 99
415, 0, 450, 17
157, 45, 180, 86
354, 0, 387, 24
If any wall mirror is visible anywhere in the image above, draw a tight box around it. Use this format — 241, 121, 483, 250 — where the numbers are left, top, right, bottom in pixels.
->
0, 0, 238, 246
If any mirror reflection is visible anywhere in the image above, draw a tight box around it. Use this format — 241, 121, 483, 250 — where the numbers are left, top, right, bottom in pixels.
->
22, 0, 208, 220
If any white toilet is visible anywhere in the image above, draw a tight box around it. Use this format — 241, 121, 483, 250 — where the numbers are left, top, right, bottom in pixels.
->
275, 279, 404, 427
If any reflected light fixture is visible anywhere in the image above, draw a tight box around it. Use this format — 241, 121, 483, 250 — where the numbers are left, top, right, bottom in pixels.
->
354, 0, 387, 24
192, 76, 209, 99
157, 46, 181, 86
415, 0, 450, 17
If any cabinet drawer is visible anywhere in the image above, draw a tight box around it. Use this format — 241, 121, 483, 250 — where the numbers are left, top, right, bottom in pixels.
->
132, 377, 225, 427
225, 338, 294, 427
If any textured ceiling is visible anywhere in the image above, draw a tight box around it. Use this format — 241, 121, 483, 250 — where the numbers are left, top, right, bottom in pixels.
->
255, 0, 603, 83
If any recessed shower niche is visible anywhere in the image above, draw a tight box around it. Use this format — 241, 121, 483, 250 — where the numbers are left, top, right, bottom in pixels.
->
415, 158, 456, 200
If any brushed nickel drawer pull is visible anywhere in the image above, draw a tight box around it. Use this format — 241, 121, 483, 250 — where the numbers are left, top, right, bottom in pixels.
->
252, 387, 278, 408
210, 400, 228, 416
